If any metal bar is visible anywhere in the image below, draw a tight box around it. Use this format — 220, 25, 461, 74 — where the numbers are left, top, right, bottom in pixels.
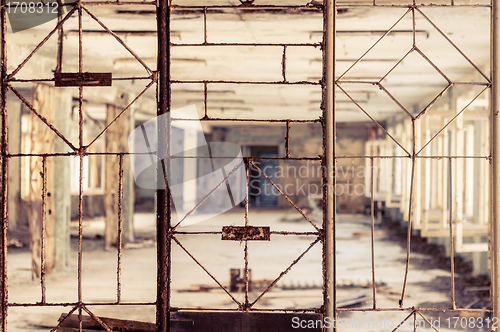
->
7, 85, 78, 151
416, 85, 489, 155
416, 311, 440, 332
172, 159, 245, 230
40, 156, 47, 304
448, 158, 456, 309
337, 8, 411, 81
250, 161, 320, 232
56, 0, 64, 72
171, 236, 243, 308
78, 154, 84, 331
338, 4, 491, 7
324, 0, 335, 328
116, 155, 123, 304
49, 305, 79, 332
82, 1, 156, 5
491, 0, 500, 323
390, 310, 415, 332
336, 84, 412, 156
6, 5, 78, 80
285, 120, 291, 158
414, 47, 452, 84
170, 117, 321, 123
171, 4, 321, 9
399, 120, 417, 307
416, 7, 491, 83
370, 158, 376, 309
244, 159, 250, 308
204, 81, 208, 118
282, 45, 287, 82
81, 305, 113, 332
10, 302, 156, 307
378, 82, 415, 119
156, 0, 171, 328
249, 237, 321, 308
0, 0, 6, 325
171, 80, 321, 85
415, 83, 453, 119
86, 80, 155, 149
204, 7, 207, 44
82, 5, 153, 74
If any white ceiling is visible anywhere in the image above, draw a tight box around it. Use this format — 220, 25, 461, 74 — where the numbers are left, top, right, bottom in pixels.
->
6, 0, 491, 123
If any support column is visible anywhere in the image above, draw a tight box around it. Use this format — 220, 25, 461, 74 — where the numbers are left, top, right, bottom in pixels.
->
324, 0, 336, 329
0, 0, 7, 324
157, 0, 171, 329
491, 0, 500, 325
53, 88, 71, 269
104, 95, 135, 249
6, 94, 21, 231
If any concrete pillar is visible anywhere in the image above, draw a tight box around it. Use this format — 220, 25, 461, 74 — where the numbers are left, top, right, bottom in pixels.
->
53, 88, 71, 270
6, 91, 21, 231
104, 93, 135, 249
29, 84, 71, 275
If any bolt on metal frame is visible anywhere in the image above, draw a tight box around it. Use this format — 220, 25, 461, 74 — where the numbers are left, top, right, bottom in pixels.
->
0, 0, 497, 331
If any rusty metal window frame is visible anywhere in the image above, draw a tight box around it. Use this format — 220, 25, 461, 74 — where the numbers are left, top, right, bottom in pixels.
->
0, 0, 497, 331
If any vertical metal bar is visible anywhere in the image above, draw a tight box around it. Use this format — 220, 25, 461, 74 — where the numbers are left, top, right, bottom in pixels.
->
448, 157, 456, 309
203, 7, 207, 45
324, 0, 336, 329
400, 120, 416, 307
285, 120, 290, 158
244, 160, 250, 308
78, 154, 84, 331
0, 0, 7, 325
204, 81, 208, 119
78, 3, 84, 328
40, 156, 47, 304
370, 157, 376, 309
412, 7, 416, 47
491, 0, 500, 323
244, 241, 249, 308
282, 45, 287, 83
117, 155, 123, 304
56, 0, 63, 72
157, 0, 171, 329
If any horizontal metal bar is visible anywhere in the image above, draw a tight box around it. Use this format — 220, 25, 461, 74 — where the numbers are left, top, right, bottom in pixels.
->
337, 3, 490, 7
8, 302, 156, 307
171, 117, 321, 123
171, 307, 323, 313
171, 4, 322, 9
171, 80, 321, 85
172, 43, 321, 47
337, 307, 492, 312
174, 231, 320, 236
335, 155, 490, 159
81, 1, 156, 5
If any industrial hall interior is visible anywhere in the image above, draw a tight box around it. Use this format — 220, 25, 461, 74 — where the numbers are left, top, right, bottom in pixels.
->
0, 0, 498, 330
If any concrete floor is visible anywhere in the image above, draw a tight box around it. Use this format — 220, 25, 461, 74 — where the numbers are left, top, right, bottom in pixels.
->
6, 211, 465, 331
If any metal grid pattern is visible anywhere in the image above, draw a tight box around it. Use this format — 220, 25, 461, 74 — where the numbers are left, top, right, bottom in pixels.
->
0, 0, 497, 332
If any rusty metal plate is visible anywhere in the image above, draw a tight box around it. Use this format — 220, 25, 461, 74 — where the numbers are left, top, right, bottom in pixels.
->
171, 311, 323, 332
54, 72, 112, 87
222, 226, 270, 241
